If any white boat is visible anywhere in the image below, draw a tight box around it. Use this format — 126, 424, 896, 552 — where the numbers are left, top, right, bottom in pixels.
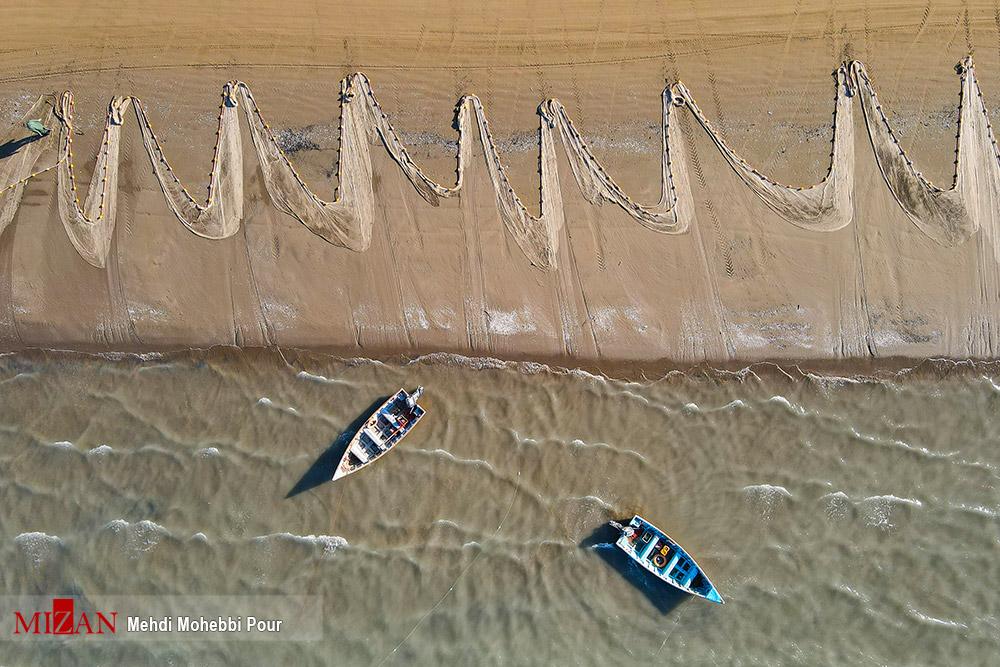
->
611, 515, 724, 604
332, 387, 425, 481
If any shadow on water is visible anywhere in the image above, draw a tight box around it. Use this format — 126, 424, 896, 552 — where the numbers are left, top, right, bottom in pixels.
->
580, 523, 687, 616
285, 395, 391, 498
0, 134, 43, 160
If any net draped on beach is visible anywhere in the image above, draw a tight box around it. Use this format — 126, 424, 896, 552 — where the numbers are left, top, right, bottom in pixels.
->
0, 57, 998, 271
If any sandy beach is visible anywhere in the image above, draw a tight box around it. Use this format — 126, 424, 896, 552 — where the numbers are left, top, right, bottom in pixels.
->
1, 1, 1000, 365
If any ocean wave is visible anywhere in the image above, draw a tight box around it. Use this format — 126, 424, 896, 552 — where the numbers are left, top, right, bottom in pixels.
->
49, 440, 76, 450
296, 370, 353, 386
744, 484, 793, 498
907, 606, 969, 630
619, 389, 651, 405
565, 438, 647, 463
860, 494, 923, 529
863, 494, 922, 508
831, 583, 870, 602
685, 399, 749, 413
194, 447, 221, 458
256, 397, 300, 416
819, 491, 923, 528
0, 371, 36, 386
821, 491, 853, 520
251, 533, 348, 555
743, 484, 794, 518
106, 519, 173, 559
980, 374, 1000, 394
341, 357, 387, 368
953, 503, 999, 518
410, 448, 498, 473
14, 532, 62, 564
847, 427, 956, 461
407, 351, 543, 374
87, 444, 114, 457
767, 395, 807, 415
559, 495, 616, 511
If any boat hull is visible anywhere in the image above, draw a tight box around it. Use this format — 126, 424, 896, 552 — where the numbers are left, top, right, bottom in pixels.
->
613, 515, 724, 604
332, 388, 425, 481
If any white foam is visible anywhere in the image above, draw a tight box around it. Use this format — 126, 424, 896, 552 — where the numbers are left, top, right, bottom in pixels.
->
981, 374, 1000, 394
683, 402, 700, 413
848, 427, 953, 460
106, 519, 171, 559
821, 491, 853, 520
50, 440, 76, 449
744, 484, 794, 519
861, 494, 922, 529
907, 607, 969, 630
833, 583, 868, 601
431, 307, 457, 329
14, 532, 61, 564
404, 305, 430, 330
296, 370, 351, 386
257, 397, 300, 416
194, 447, 220, 458
620, 389, 651, 405
565, 438, 646, 462
126, 305, 169, 322
252, 533, 348, 555
486, 308, 537, 335
409, 351, 509, 372
0, 371, 35, 385
744, 484, 793, 498
767, 395, 806, 415
955, 503, 998, 518
342, 357, 386, 368
87, 445, 113, 456
564, 495, 615, 511
863, 494, 922, 508
411, 448, 495, 472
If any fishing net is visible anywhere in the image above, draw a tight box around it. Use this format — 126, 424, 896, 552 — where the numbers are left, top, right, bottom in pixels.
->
0, 58, 996, 274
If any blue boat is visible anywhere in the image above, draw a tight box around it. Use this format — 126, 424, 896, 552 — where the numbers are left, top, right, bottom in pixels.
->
611, 515, 724, 604
333, 387, 425, 480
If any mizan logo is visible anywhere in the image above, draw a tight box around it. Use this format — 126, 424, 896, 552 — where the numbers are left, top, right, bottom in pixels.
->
14, 598, 117, 635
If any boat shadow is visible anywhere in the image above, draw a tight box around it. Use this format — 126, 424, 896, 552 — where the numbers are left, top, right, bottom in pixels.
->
580, 523, 688, 616
285, 394, 391, 498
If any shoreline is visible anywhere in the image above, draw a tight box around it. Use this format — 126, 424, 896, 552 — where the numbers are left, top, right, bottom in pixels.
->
2, 344, 997, 384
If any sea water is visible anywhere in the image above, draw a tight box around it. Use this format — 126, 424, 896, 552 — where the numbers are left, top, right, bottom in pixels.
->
0, 350, 997, 665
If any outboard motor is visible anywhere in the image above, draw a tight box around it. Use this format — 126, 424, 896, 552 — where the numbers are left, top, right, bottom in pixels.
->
610, 521, 635, 539
406, 386, 424, 409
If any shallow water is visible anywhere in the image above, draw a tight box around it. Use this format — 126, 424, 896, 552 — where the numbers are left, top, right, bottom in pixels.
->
0, 350, 998, 665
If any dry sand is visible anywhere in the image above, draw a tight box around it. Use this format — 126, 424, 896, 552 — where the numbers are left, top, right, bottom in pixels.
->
1, 0, 999, 365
